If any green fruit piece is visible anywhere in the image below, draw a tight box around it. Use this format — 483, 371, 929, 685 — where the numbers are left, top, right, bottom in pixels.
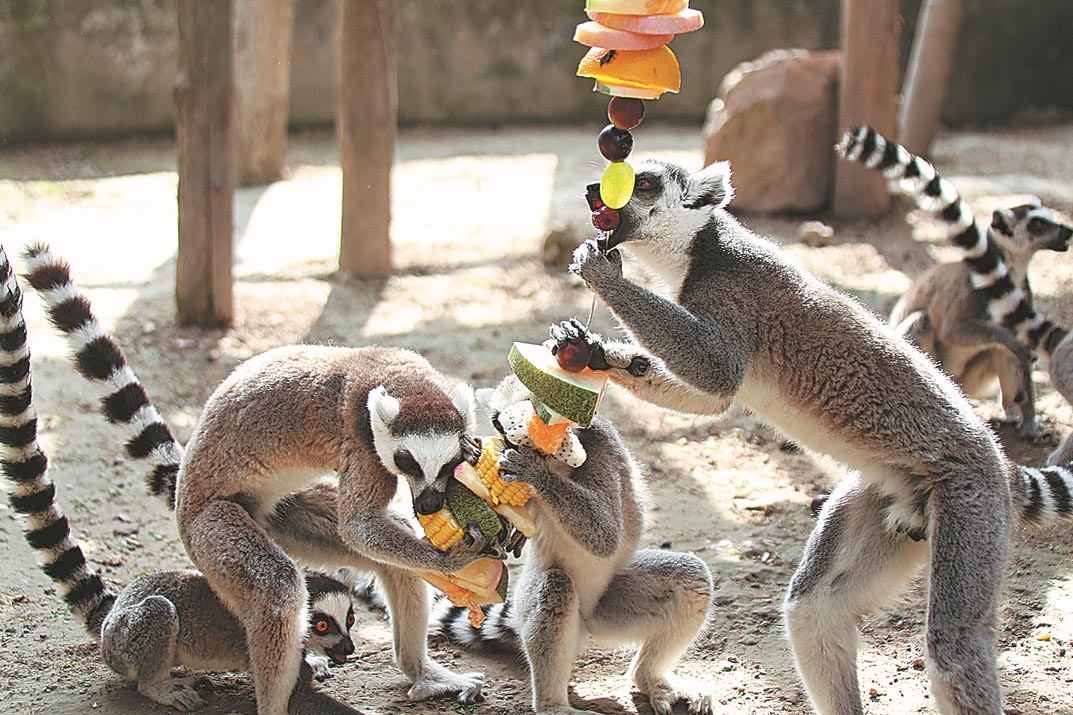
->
508, 342, 608, 428
445, 477, 502, 540
530, 395, 571, 426
600, 160, 635, 210
495, 566, 509, 602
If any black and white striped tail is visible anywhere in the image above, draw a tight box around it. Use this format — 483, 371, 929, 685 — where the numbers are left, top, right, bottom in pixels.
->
837, 125, 1056, 352
20, 244, 183, 508
0, 245, 115, 635
1013, 463, 1073, 527
432, 599, 520, 655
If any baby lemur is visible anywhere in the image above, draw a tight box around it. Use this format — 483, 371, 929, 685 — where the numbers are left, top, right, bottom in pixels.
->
564, 159, 1073, 715
0, 245, 357, 712
21, 244, 501, 715
839, 126, 1072, 440
434, 374, 713, 715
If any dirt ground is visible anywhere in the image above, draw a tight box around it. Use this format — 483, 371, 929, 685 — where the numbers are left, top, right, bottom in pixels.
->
1, 120, 1072, 715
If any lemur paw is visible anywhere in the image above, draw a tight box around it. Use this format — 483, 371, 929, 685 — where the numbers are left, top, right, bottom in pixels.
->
407, 663, 485, 704
499, 446, 549, 485
461, 433, 483, 465
569, 239, 622, 290
548, 318, 611, 371
306, 653, 333, 681
138, 676, 214, 712
642, 676, 713, 715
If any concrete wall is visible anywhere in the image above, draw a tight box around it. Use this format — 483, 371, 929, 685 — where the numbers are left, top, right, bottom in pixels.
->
1, 0, 1070, 143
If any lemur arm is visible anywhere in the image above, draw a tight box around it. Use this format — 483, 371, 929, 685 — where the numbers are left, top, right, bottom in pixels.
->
596, 337, 732, 415
571, 241, 749, 398
499, 424, 624, 558
335, 451, 487, 574
940, 317, 1035, 364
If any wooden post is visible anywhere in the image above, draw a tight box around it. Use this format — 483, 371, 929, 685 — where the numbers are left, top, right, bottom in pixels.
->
174, 0, 234, 327
338, 0, 396, 277
833, 0, 900, 218
898, 0, 964, 157
234, 0, 295, 186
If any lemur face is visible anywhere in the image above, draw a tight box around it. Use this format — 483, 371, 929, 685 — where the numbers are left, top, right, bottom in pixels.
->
368, 383, 475, 516
990, 201, 1072, 259
305, 577, 357, 665
585, 160, 734, 251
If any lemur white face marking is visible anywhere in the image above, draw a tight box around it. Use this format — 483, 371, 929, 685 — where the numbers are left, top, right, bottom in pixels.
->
307, 591, 356, 664
368, 386, 465, 515
588, 160, 734, 297
990, 201, 1072, 263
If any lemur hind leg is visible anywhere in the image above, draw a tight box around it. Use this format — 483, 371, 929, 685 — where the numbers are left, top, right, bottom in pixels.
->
515, 566, 589, 715
893, 309, 938, 359
100, 595, 211, 712
265, 480, 484, 703
586, 550, 714, 715
784, 478, 928, 715
182, 499, 307, 715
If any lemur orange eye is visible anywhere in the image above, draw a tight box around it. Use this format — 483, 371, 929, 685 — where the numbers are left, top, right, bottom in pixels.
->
346, 611, 355, 628
314, 619, 329, 633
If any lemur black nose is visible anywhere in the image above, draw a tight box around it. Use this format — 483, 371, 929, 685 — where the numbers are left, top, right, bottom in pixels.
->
341, 637, 355, 656
414, 487, 444, 515
585, 182, 602, 212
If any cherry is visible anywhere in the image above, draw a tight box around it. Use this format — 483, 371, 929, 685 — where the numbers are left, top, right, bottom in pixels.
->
555, 340, 592, 373
591, 205, 620, 232
598, 124, 633, 162
608, 97, 645, 130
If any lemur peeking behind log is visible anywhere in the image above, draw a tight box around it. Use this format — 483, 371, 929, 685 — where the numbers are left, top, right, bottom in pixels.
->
838, 126, 1072, 442
562, 159, 1073, 715
0, 245, 359, 713
20, 244, 505, 715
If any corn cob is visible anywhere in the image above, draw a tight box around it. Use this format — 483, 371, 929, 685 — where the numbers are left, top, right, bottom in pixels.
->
417, 508, 464, 550
474, 436, 531, 507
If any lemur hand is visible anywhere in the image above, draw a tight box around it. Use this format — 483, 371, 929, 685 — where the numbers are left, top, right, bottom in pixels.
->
499, 445, 552, 490
570, 239, 622, 290
547, 318, 650, 377
440, 524, 499, 571
461, 434, 482, 466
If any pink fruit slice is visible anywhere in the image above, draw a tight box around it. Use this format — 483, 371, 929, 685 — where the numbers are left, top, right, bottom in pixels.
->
587, 8, 704, 35
573, 21, 672, 50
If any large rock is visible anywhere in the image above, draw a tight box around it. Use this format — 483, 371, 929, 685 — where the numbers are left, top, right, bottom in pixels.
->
703, 49, 840, 214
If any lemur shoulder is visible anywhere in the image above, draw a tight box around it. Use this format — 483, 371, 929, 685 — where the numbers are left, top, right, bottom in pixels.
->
566, 158, 1073, 715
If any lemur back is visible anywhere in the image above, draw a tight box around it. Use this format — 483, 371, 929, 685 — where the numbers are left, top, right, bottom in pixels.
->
0, 244, 359, 712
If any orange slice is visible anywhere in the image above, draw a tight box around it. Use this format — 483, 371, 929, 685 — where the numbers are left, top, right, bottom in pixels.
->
577, 45, 681, 95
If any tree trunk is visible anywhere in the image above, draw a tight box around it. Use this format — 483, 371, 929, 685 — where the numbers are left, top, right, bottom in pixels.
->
234, 0, 295, 187
898, 0, 964, 157
338, 0, 396, 277
833, 0, 901, 218
175, 0, 235, 327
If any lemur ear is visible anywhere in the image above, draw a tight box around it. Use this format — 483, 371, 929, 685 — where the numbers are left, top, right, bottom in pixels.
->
683, 161, 734, 210
991, 208, 1014, 236
450, 382, 478, 434
368, 385, 401, 430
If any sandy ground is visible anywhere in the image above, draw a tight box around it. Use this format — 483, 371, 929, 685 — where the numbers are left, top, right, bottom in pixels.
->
1, 121, 1072, 715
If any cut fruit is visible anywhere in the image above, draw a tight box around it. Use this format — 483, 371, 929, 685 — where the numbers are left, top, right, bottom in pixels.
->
573, 21, 673, 50
528, 414, 570, 454
421, 557, 506, 627
595, 80, 666, 100
577, 46, 681, 96
587, 8, 704, 35
585, 0, 688, 15
444, 477, 502, 541
530, 395, 572, 426
491, 502, 535, 538
508, 342, 607, 428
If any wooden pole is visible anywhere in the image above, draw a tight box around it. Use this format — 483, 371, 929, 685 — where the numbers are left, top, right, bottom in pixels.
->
338, 0, 396, 277
175, 0, 234, 327
234, 0, 295, 187
898, 0, 964, 157
833, 0, 900, 218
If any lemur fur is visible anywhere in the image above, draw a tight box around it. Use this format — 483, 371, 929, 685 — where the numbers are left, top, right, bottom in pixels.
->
838, 126, 1072, 440
434, 375, 713, 715
1048, 331, 1073, 466
0, 245, 358, 712
20, 245, 499, 715
569, 159, 1073, 715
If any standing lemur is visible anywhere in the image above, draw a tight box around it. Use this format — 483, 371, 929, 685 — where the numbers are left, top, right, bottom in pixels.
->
0, 245, 359, 713
432, 374, 713, 715
21, 244, 506, 715
561, 159, 1073, 715
838, 126, 1072, 441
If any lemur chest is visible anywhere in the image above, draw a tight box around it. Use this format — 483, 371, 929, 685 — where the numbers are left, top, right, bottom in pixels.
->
248, 467, 329, 515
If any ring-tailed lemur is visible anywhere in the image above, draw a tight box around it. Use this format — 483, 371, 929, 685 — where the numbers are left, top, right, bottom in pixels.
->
21, 244, 503, 715
0, 245, 358, 712
434, 374, 712, 715
1048, 332, 1073, 465
838, 125, 1072, 440
566, 159, 1073, 715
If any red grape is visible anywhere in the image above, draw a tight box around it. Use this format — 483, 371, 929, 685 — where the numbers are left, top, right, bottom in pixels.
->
556, 340, 592, 372
591, 205, 620, 232
598, 125, 633, 162
608, 97, 645, 130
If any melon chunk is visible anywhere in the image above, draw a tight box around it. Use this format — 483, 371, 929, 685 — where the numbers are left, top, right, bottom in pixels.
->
508, 342, 607, 428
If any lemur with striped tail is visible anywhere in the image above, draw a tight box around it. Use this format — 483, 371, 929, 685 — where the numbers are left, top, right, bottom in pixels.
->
21, 244, 496, 715
837, 125, 1072, 441
435, 373, 713, 715
0, 245, 359, 713
566, 158, 1073, 715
